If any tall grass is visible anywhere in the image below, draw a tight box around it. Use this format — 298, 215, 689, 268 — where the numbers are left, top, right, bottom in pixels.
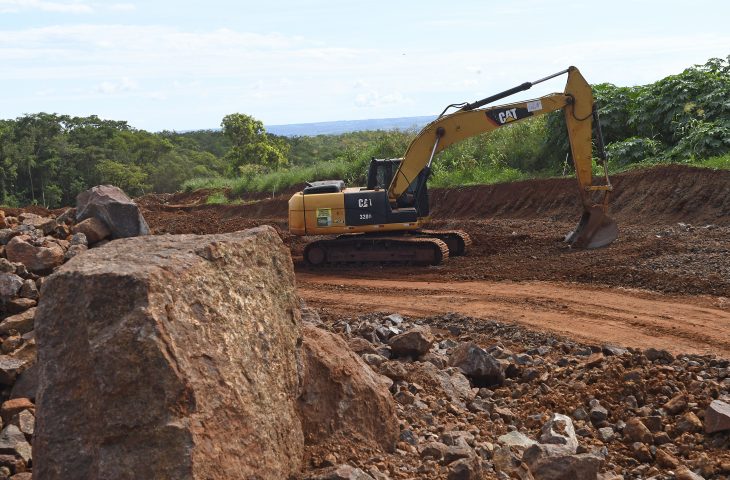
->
182, 115, 730, 197
608, 152, 730, 174
430, 166, 528, 188
692, 152, 730, 170
183, 160, 363, 195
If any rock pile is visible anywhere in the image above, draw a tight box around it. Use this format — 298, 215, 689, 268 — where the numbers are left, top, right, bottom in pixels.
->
0, 212, 402, 479
0, 186, 150, 479
297, 311, 730, 479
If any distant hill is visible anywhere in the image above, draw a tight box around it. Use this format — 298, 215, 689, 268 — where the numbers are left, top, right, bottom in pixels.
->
265, 115, 437, 137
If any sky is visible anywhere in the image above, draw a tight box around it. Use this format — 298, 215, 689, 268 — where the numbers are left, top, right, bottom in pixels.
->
1, 0, 728, 131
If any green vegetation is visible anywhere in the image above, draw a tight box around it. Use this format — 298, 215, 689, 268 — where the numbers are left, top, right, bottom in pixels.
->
0, 56, 727, 207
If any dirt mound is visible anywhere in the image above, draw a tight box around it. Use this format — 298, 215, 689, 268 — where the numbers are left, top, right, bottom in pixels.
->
140, 200, 290, 235
140, 165, 730, 236
429, 165, 730, 226
137, 185, 301, 210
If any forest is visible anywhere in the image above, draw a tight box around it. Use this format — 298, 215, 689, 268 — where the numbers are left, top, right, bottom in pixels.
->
0, 56, 727, 208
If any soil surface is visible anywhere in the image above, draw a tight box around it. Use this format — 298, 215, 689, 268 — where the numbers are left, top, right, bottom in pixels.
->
139, 165, 730, 358
297, 275, 730, 357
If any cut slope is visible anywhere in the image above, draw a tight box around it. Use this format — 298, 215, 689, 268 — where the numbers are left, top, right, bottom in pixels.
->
429, 165, 730, 225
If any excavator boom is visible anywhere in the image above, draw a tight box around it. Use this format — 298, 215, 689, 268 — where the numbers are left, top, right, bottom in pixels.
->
387, 66, 617, 249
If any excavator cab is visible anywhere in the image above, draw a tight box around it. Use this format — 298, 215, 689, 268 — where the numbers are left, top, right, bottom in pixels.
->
366, 158, 430, 215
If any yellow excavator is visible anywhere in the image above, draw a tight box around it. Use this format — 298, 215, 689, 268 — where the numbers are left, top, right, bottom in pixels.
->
289, 66, 618, 265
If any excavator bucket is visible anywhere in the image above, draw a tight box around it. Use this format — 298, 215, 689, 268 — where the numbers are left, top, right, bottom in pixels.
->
565, 205, 618, 249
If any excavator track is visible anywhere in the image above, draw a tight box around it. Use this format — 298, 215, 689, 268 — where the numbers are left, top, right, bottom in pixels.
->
417, 230, 472, 256
304, 235, 449, 266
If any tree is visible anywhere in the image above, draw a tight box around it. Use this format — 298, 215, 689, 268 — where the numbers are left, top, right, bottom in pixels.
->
95, 159, 149, 196
220, 113, 288, 174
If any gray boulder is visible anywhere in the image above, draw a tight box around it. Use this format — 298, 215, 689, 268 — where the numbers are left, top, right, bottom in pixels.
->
540, 413, 579, 453
75, 185, 150, 238
0, 424, 32, 463
388, 326, 434, 358
305, 465, 375, 480
0, 273, 23, 300
448, 341, 504, 387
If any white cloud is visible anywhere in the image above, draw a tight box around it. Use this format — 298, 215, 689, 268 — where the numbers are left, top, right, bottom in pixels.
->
1, 20, 728, 128
0, 0, 92, 13
96, 77, 137, 94
354, 91, 411, 108
0, 24, 362, 83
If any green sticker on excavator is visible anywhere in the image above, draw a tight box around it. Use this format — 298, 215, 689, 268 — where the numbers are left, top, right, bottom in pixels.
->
316, 208, 332, 227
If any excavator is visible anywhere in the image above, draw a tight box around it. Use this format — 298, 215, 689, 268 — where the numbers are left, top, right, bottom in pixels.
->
288, 66, 618, 265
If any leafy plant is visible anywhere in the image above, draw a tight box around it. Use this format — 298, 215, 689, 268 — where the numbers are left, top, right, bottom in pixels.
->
606, 137, 665, 167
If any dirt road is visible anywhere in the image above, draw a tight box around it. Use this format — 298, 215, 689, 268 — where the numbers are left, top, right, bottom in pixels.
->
297, 273, 730, 357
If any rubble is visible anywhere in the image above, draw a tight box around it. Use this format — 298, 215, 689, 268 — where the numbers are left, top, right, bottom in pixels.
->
305, 310, 730, 479
623, 417, 653, 444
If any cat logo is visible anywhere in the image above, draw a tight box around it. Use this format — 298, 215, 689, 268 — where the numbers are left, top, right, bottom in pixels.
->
498, 108, 518, 124
485, 106, 533, 126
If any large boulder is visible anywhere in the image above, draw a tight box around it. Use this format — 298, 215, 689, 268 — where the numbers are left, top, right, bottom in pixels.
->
33, 226, 304, 480
75, 185, 150, 238
298, 324, 398, 452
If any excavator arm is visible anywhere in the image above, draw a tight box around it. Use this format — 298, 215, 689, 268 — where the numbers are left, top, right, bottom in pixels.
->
387, 66, 618, 249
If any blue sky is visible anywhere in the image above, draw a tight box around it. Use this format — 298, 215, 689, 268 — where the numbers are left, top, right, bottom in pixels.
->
1, 0, 728, 131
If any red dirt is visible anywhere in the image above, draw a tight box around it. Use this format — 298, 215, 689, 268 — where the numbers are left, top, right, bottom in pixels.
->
429, 164, 730, 225
140, 165, 730, 358
297, 274, 730, 357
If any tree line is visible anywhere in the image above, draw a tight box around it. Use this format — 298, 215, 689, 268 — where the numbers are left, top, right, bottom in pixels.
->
0, 112, 289, 207
0, 56, 727, 207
